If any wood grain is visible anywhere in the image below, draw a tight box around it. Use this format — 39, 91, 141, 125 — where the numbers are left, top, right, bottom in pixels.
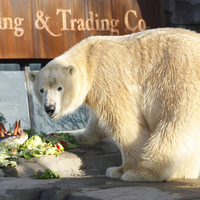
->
0, 0, 165, 59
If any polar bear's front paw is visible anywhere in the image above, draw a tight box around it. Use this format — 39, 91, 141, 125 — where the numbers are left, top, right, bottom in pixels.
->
106, 167, 124, 179
106, 167, 146, 182
121, 170, 143, 182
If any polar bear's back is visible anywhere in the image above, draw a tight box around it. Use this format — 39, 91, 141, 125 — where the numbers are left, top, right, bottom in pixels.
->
84, 28, 200, 74
82, 28, 200, 135
130, 29, 200, 135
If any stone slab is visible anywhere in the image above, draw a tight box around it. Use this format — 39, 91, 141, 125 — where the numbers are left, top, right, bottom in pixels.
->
67, 187, 182, 200
1, 176, 200, 200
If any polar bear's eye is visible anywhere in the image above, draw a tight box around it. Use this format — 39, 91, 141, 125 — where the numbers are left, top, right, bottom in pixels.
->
58, 87, 63, 91
40, 88, 44, 94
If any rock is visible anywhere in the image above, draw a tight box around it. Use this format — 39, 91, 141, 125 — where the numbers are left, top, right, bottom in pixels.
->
7, 188, 42, 200
163, 0, 200, 26
0, 176, 200, 200
163, 0, 175, 13
15, 151, 83, 178
171, 1, 196, 24
0, 168, 4, 177
67, 187, 182, 200
40, 188, 81, 200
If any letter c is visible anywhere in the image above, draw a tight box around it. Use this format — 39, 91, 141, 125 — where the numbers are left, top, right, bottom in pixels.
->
124, 10, 138, 32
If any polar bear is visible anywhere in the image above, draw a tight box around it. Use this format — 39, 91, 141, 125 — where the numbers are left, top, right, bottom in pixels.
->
29, 28, 200, 182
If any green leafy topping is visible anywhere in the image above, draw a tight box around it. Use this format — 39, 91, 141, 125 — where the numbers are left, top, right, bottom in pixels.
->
36, 168, 62, 179
0, 130, 78, 167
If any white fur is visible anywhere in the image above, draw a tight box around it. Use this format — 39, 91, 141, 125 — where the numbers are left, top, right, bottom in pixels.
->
29, 28, 200, 182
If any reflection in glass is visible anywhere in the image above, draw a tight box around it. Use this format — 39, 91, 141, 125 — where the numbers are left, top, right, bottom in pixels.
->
0, 64, 20, 71
0, 71, 30, 131
32, 91, 87, 133
0, 70, 87, 133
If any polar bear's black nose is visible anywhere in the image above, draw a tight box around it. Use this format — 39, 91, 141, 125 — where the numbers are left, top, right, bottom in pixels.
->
45, 104, 56, 116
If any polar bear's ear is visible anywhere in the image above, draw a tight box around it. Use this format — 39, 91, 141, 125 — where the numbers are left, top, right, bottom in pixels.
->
28, 71, 38, 82
66, 65, 76, 77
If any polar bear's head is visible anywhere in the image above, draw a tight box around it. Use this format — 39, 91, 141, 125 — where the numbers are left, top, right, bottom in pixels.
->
28, 61, 77, 120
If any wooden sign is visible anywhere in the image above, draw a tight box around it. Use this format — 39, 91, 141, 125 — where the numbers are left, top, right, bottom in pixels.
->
0, 0, 149, 59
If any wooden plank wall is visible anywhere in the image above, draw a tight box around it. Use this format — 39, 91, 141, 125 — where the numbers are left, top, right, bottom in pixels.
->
0, 0, 166, 59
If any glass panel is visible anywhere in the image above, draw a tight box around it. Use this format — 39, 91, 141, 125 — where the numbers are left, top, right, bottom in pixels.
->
0, 64, 20, 71
29, 64, 42, 71
31, 83, 87, 133
0, 67, 87, 134
0, 71, 30, 131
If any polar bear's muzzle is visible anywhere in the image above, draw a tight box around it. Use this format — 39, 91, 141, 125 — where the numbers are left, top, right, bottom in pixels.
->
44, 104, 57, 118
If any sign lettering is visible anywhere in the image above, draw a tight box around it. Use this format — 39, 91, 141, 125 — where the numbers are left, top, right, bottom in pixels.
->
0, 13, 24, 37
0, 9, 146, 37
0, 0, 155, 59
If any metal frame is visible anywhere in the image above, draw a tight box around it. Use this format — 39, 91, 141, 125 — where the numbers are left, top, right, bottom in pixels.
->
25, 66, 36, 131
0, 59, 51, 70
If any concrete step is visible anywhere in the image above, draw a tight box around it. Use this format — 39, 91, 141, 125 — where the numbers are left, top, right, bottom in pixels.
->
1, 176, 200, 200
